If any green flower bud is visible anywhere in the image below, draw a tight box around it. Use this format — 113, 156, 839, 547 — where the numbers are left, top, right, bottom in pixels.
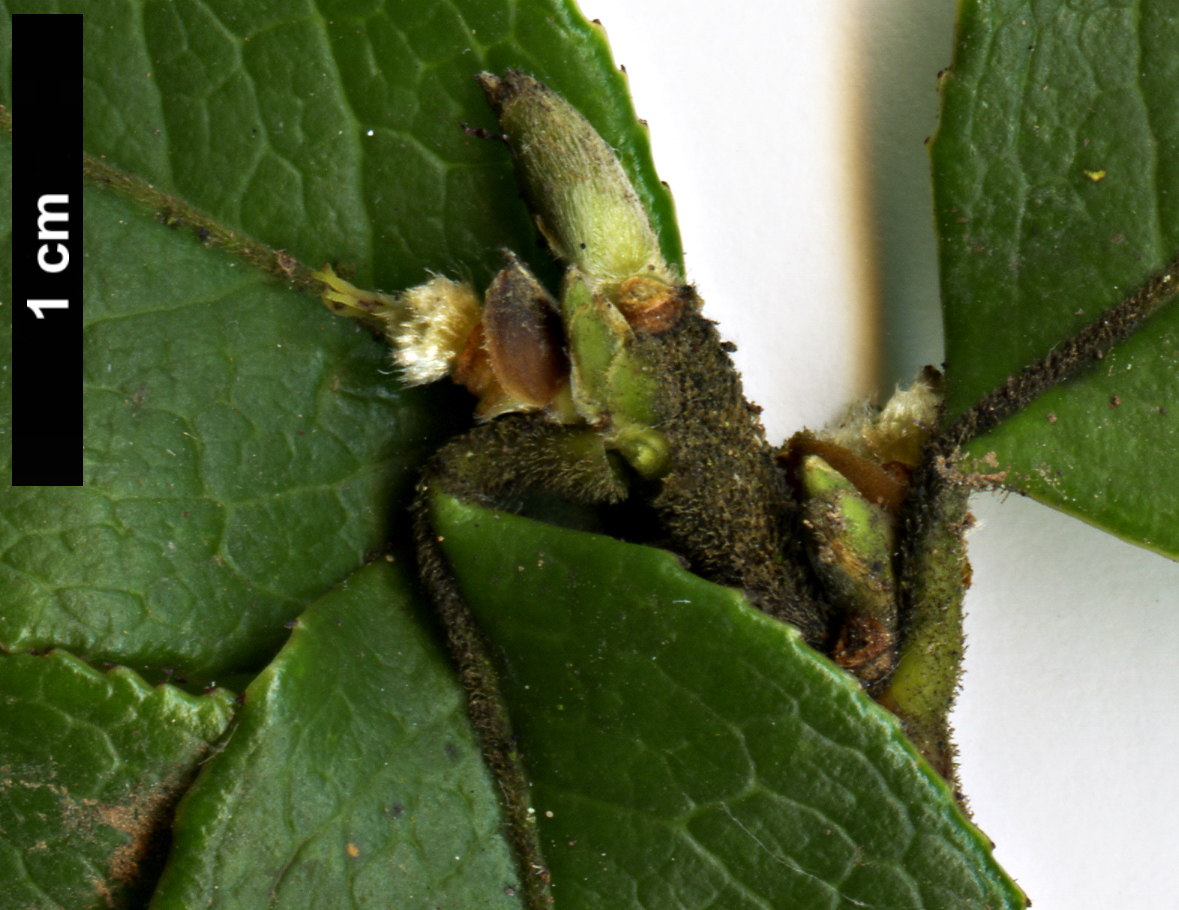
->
477, 70, 674, 294
560, 273, 669, 478
799, 454, 899, 688
613, 427, 671, 481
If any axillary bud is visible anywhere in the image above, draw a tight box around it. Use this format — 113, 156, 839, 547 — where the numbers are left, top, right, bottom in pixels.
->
799, 454, 899, 687
453, 253, 576, 421
799, 454, 898, 617
477, 70, 675, 295
560, 273, 669, 479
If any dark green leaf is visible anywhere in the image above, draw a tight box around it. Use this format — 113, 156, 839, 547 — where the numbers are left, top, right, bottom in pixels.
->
956, 303, 1178, 558
0, 185, 465, 680
932, 0, 1179, 557
0, 0, 683, 680
0, 651, 234, 909
151, 559, 524, 910
64, 0, 681, 292
433, 492, 1026, 910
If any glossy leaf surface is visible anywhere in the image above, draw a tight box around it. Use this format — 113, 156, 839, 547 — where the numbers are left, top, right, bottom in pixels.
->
434, 492, 1026, 910
67, 0, 681, 292
2, 0, 680, 902
0, 185, 463, 679
2, 0, 677, 678
932, 0, 1179, 557
151, 559, 523, 910
0, 651, 234, 909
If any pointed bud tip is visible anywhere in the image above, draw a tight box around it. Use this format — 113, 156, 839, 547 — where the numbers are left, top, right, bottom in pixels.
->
476, 70, 538, 116
477, 69, 671, 290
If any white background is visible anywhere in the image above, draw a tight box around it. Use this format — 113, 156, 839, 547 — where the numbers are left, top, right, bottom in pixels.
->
577, 2, 1179, 908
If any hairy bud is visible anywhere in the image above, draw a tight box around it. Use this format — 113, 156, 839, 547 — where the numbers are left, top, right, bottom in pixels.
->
477, 70, 674, 294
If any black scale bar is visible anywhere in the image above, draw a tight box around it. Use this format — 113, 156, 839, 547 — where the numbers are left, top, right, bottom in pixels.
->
11, 13, 83, 486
